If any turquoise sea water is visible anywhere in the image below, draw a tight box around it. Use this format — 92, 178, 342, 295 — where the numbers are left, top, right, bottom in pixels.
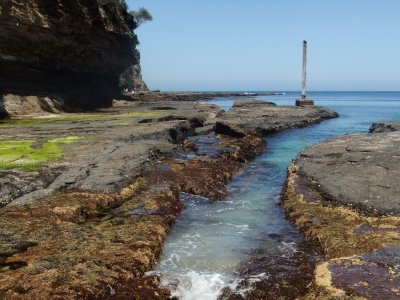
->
151, 91, 400, 299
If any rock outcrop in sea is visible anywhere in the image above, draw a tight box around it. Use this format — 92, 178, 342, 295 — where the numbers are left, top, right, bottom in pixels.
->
281, 121, 400, 299
0, 0, 145, 115
369, 121, 400, 133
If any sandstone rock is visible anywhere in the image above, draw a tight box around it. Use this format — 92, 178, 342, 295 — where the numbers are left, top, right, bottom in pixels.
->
1, 94, 74, 116
0, 0, 138, 112
119, 49, 149, 92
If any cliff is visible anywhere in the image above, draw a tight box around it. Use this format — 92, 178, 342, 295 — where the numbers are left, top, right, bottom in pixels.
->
0, 0, 143, 115
119, 49, 149, 92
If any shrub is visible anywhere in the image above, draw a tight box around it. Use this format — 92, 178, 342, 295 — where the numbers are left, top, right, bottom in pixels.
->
130, 7, 153, 27
97, 1, 152, 30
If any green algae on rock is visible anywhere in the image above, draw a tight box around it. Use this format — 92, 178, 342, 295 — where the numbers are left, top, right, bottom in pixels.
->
0, 136, 82, 171
0, 110, 176, 128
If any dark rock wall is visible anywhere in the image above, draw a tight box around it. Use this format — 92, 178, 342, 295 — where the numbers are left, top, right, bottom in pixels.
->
0, 0, 139, 110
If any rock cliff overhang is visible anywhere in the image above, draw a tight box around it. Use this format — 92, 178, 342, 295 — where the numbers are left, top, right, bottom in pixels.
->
0, 0, 137, 109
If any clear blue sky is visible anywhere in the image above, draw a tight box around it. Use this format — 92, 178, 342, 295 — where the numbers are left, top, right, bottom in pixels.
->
127, 0, 400, 92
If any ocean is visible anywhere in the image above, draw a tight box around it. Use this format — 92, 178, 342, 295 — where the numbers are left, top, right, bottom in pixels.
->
149, 91, 400, 299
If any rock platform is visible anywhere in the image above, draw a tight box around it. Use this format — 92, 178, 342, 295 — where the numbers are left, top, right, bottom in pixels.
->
215, 99, 338, 136
0, 98, 337, 299
281, 122, 400, 299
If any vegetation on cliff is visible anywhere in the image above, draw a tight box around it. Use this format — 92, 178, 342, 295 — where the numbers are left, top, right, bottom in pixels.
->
131, 7, 153, 28
97, 0, 152, 30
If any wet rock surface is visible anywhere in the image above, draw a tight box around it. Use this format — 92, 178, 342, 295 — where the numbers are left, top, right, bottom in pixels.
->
328, 246, 400, 299
146, 134, 265, 200
219, 240, 323, 300
281, 126, 400, 299
0, 98, 337, 298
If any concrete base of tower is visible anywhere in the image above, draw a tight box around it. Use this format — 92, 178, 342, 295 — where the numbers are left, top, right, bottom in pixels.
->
295, 98, 314, 106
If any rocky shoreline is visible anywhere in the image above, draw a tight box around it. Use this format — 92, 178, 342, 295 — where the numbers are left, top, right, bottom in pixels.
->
281, 122, 400, 299
125, 92, 276, 103
0, 97, 337, 299
1, 92, 278, 117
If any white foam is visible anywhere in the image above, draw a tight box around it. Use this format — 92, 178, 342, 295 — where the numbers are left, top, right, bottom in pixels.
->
166, 271, 229, 300
215, 207, 234, 213
227, 223, 250, 230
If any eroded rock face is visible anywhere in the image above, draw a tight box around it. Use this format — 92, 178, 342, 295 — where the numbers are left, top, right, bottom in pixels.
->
281, 128, 400, 299
0, 0, 137, 112
119, 49, 149, 92
0, 94, 75, 116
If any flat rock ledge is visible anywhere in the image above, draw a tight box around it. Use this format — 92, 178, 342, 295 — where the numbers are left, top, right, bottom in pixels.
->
0, 98, 337, 299
281, 123, 400, 299
215, 100, 338, 137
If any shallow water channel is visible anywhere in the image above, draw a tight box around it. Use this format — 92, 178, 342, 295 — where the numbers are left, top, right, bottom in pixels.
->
150, 92, 400, 299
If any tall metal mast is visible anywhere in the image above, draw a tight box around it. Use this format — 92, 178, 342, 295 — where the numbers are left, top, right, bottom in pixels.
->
296, 40, 314, 106
301, 40, 307, 99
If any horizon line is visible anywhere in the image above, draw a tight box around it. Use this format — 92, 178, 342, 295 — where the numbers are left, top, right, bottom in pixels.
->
158, 90, 400, 93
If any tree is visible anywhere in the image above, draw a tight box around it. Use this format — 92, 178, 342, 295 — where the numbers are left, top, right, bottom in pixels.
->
130, 7, 153, 27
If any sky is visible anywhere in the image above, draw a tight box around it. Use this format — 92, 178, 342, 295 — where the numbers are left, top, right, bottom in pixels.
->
126, 0, 400, 92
